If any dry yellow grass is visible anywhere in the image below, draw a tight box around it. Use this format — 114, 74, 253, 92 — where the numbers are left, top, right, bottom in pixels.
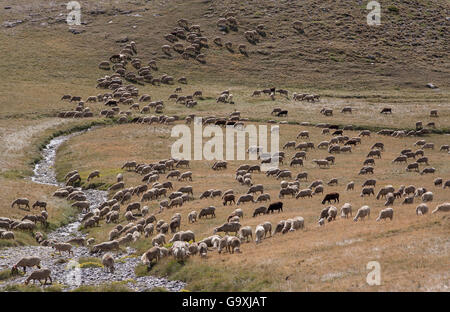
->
52, 122, 450, 291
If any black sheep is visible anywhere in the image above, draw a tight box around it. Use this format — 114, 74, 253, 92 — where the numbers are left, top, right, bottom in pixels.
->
322, 193, 339, 204
267, 201, 283, 213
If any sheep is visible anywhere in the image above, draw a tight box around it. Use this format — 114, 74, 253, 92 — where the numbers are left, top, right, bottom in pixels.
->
416, 204, 429, 216
32, 201, 47, 210
247, 184, 264, 195
255, 225, 265, 244
152, 233, 166, 246
188, 211, 197, 223
144, 224, 155, 238
402, 196, 414, 205
360, 187, 375, 197
340, 203, 352, 218
239, 226, 253, 242
213, 222, 241, 236
226, 236, 241, 254
296, 188, 313, 199
327, 206, 338, 222
87, 170, 100, 182
52, 243, 73, 256
237, 194, 254, 205
258, 221, 272, 237
222, 193, 235, 206
255, 193, 271, 203
11, 198, 30, 210
421, 167, 436, 175
376, 208, 394, 221
66, 237, 86, 246
253, 206, 267, 217
376, 186, 395, 199
422, 191, 434, 202
346, 181, 355, 191
441, 180, 450, 189
432, 203, 450, 214
353, 206, 371, 222
24, 268, 52, 285
312, 159, 329, 168
91, 240, 120, 253
227, 208, 244, 222
109, 228, 120, 241
434, 178, 443, 187
102, 253, 115, 273
322, 192, 339, 204
198, 206, 216, 219
11, 257, 41, 274
1, 231, 14, 239
141, 247, 161, 266
13, 220, 36, 231
404, 185, 416, 195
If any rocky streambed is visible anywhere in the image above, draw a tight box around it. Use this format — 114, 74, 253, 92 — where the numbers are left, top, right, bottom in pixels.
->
0, 130, 185, 292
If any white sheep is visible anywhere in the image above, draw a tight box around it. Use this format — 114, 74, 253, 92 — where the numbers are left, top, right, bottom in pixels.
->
254, 225, 265, 244
353, 206, 370, 222
376, 208, 394, 221
432, 203, 450, 214
421, 191, 433, 202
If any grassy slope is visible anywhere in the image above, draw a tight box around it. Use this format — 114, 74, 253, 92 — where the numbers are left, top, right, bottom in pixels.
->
54, 123, 450, 291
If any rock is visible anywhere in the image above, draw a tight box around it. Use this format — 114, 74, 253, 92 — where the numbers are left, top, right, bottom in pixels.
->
115, 36, 129, 43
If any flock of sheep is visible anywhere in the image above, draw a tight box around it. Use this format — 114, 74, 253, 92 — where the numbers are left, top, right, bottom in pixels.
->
2, 15, 448, 287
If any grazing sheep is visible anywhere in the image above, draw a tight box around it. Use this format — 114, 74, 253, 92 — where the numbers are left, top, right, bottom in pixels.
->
322, 192, 339, 204
422, 191, 434, 202
237, 194, 254, 205
266, 202, 283, 214
52, 243, 73, 256
253, 206, 267, 217
1, 231, 14, 239
255, 193, 271, 203
255, 225, 265, 244
32, 201, 47, 210
360, 187, 375, 197
226, 236, 241, 254
416, 204, 429, 216
11, 198, 30, 210
239, 226, 253, 242
91, 241, 120, 253
402, 196, 414, 205
376, 208, 394, 221
24, 268, 52, 285
346, 181, 355, 191
102, 253, 115, 273
434, 178, 443, 187
141, 247, 161, 266
340, 203, 352, 218
296, 188, 313, 199
353, 206, 371, 221
432, 203, 450, 214
214, 222, 241, 236
198, 206, 216, 219
421, 167, 436, 175
11, 257, 41, 274
188, 211, 197, 223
